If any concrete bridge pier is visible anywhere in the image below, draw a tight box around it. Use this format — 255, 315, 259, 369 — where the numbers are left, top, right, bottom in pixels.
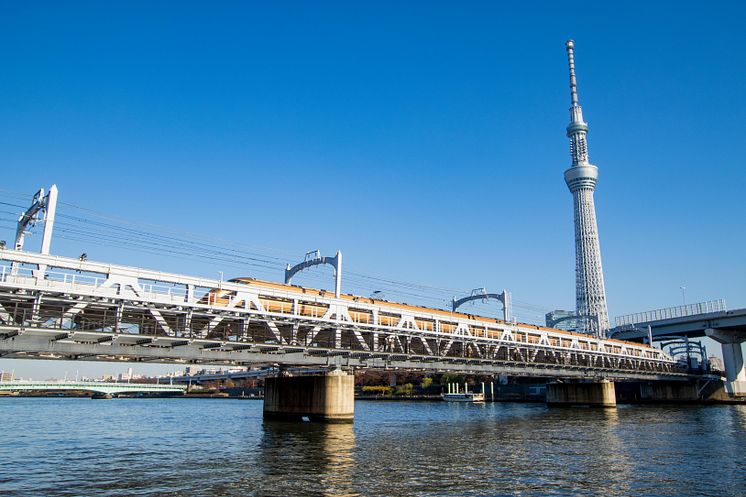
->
546, 380, 616, 407
706, 328, 746, 396
263, 370, 354, 423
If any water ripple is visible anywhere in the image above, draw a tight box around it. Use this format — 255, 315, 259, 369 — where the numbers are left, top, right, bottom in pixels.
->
0, 399, 744, 496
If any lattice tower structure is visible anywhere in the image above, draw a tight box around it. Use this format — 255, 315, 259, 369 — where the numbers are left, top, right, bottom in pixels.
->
563, 40, 610, 337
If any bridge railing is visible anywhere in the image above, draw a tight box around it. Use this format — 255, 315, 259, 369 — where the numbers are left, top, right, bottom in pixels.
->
615, 299, 727, 327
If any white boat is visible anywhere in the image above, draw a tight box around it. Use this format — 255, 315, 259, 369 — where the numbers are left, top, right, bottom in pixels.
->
441, 392, 485, 403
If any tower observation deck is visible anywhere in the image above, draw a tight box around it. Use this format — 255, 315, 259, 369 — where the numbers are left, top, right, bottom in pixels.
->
563, 40, 610, 337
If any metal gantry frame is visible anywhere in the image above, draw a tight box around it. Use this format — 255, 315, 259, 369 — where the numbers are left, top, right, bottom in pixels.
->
14, 184, 58, 254
285, 250, 342, 298
660, 337, 710, 370
452, 288, 512, 322
10, 184, 58, 277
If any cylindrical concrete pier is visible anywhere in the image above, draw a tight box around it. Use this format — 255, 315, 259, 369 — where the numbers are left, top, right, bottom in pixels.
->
263, 370, 354, 423
546, 381, 616, 407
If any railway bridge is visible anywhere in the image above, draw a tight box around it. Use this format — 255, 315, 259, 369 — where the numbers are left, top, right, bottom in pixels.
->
0, 248, 701, 420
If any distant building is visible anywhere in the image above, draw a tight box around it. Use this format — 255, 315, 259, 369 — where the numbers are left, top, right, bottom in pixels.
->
117, 368, 134, 381
0, 371, 14, 381
546, 310, 578, 332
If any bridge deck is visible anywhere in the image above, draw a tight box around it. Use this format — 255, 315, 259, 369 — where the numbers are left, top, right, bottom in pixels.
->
0, 380, 186, 394
611, 309, 746, 341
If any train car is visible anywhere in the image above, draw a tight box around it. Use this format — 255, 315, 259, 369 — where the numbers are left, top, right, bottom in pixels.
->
199, 275, 653, 350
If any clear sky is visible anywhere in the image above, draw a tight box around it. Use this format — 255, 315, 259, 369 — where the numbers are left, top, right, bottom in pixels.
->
1, 1, 744, 379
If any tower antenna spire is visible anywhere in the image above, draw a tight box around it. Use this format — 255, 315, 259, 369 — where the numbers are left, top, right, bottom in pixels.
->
562, 39, 610, 338
566, 39, 579, 106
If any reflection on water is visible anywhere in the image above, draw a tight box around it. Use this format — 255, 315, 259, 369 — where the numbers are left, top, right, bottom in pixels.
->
732, 404, 746, 431
589, 408, 633, 495
256, 421, 357, 497
0, 398, 745, 497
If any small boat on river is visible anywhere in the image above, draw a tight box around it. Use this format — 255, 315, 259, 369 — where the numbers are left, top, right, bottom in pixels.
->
441, 383, 486, 403
441, 391, 485, 402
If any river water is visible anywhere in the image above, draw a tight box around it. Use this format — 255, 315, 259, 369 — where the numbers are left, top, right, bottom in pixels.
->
0, 398, 744, 497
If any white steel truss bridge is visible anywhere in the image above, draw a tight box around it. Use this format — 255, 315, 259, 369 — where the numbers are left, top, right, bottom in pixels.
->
0, 250, 683, 381
0, 380, 185, 396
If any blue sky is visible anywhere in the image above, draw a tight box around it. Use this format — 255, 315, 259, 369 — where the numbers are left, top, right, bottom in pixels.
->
1, 2, 744, 378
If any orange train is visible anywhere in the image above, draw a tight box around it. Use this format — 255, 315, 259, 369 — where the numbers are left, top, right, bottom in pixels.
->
204, 275, 652, 354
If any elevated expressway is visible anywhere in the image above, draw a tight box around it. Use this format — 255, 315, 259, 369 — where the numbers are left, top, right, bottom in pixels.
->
0, 250, 682, 382
610, 303, 746, 395
611, 304, 746, 342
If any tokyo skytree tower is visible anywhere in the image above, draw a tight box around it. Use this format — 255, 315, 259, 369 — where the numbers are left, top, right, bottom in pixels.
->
563, 40, 610, 336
